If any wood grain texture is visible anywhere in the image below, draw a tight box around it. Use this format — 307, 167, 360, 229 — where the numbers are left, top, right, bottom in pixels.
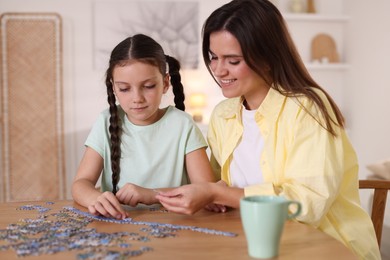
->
359, 179, 390, 247
0, 200, 357, 260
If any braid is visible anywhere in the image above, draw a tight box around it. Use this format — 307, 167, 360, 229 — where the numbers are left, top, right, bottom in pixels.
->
166, 55, 185, 111
106, 78, 122, 195
104, 34, 181, 194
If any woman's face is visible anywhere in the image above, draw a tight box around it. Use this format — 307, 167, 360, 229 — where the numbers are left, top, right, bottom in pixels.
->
112, 61, 169, 125
209, 30, 270, 110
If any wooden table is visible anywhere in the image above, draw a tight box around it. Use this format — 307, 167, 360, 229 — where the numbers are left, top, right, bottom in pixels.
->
0, 200, 356, 259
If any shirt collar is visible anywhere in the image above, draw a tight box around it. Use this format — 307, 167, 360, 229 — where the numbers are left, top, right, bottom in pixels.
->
218, 97, 242, 119
218, 87, 287, 122
257, 87, 286, 122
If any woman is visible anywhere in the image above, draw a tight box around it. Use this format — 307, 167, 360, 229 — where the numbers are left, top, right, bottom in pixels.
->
156, 1, 381, 259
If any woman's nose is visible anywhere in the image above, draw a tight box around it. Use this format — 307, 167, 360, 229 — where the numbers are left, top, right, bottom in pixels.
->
211, 60, 227, 77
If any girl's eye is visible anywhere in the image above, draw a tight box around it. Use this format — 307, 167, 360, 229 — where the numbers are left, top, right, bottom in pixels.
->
229, 60, 240, 65
144, 85, 156, 89
119, 88, 129, 92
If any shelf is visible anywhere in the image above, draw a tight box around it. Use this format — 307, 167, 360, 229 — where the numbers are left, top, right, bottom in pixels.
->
283, 13, 350, 23
305, 63, 350, 71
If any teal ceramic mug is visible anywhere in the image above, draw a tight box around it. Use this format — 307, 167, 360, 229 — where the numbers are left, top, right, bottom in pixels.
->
240, 195, 302, 259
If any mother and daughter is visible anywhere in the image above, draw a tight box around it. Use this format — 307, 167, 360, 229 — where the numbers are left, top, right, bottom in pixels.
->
72, 0, 380, 259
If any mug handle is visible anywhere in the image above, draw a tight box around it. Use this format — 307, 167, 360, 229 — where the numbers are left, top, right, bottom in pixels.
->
287, 201, 302, 219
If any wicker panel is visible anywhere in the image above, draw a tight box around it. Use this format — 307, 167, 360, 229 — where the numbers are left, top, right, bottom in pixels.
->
0, 13, 65, 202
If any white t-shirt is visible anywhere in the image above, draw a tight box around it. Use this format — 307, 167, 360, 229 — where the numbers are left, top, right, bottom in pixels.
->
85, 105, 207, 192
230, 106, 264, 188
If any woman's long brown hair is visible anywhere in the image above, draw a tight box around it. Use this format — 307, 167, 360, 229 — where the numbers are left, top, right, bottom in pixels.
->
202, 0, 344, 136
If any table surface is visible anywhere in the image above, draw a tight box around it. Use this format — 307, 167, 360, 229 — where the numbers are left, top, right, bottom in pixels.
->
0, 200, 356, 259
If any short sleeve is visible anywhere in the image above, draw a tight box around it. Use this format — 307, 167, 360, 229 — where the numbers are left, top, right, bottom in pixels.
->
184, 122, 208, 154
85, 111, 110, 157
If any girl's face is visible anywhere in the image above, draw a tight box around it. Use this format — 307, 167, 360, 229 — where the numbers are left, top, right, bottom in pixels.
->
209, 30, 270, 110
112, 61, 169, 126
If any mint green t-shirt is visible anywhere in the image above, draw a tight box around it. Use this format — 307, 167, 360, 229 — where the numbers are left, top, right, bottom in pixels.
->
85, 105, 207, 192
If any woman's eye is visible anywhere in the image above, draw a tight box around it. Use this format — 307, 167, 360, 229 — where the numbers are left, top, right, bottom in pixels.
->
144, 85, 156, 89
209, 52, 217, 60
119, 88, 129, 92
229, 60, 240, 65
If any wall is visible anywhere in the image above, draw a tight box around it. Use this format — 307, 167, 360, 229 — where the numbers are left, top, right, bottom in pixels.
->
344, 0, 390, 255
344, 0, 390, 185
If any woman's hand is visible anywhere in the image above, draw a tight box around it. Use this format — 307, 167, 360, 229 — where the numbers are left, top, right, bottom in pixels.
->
116, 183, 158, 207
156, 183, 216, 215
204, 180, 228, 213
204, 203, 227, 213
88, 191, 128, 220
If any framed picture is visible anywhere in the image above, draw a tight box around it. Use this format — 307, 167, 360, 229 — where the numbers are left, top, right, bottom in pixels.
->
94, 0, 199, 70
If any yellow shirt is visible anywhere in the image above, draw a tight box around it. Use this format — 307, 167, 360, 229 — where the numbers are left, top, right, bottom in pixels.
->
207, 88, 380, 259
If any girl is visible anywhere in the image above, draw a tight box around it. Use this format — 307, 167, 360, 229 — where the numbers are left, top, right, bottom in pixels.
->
72, 34, 215, 220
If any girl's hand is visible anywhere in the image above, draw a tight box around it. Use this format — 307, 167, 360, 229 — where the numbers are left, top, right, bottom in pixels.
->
88, 191, 128, 219
116, 183, 158, 207
156, 183, 215, 215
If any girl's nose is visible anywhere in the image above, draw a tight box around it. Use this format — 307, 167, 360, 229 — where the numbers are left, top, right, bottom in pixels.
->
132, 89, 145, 103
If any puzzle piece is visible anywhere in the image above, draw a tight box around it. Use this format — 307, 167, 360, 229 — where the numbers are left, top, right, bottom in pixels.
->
63, 206, 134, 224
1, 202, 237, 259
64, 206, 237, 237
